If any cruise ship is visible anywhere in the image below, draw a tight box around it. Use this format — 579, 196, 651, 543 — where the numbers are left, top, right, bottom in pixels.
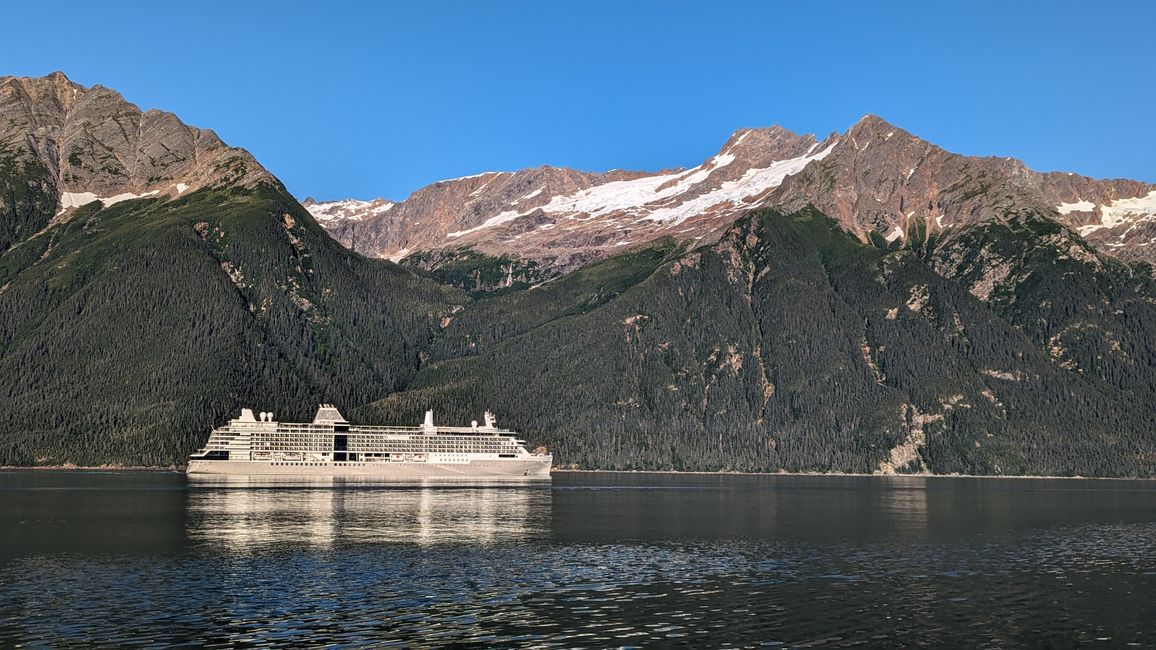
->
187, 405, 552, 478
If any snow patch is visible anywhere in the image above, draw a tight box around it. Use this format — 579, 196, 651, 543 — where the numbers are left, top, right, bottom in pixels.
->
468, 176, 500, 198
443, 171, 503, 183
885, 224, 905, 242
101, 190, 159, 207
447, 209, 526, 238
304, 198, 393, 223
1076, 191, 1156, 236
57, 190, 158, 214
176, 183, 189, 194
728, 130, 751, 151
444, 140, 837, 238
59, 192, 99, 211
642, 143, 835, 225
1056, 199, 1095, 215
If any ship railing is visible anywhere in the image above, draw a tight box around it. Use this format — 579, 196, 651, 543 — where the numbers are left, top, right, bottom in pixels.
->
352, 425, 518, 436
219, 422, 521, 438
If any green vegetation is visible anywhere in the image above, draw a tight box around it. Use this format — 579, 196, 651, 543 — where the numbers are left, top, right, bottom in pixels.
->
360, 208, 1156, 477
1, 166, 1154, 476
0, 182, 459, 466
403, 248, 549, 297
0, 145, 57, 254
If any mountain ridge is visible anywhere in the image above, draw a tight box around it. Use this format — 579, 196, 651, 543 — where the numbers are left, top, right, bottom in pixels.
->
0, 72, 277, 226
312, 114, 1156, 279
2, 72, 1155, 477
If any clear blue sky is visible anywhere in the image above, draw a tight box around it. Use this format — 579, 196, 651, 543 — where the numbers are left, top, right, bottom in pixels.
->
3, 1, 1153, 200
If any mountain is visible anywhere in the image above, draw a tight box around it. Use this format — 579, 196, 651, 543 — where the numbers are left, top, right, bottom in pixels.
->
0, 73, 458, 465
0, 72, 275, 251
769, 116, 1156, 265
356, 205, 1156, 477
313, 117, 1156, 288
310, 126, 832, 281
2, 72, 1154, 476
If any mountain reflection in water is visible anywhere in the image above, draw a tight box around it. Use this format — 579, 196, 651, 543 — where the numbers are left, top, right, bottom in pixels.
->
1, 472, 1153, 647
186, 478, 550, 548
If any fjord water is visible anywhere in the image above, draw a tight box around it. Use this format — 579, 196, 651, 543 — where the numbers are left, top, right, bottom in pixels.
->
1, 472, 1153, 647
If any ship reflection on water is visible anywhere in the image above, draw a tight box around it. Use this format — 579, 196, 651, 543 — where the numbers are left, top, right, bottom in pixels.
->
185, 477, 552, 549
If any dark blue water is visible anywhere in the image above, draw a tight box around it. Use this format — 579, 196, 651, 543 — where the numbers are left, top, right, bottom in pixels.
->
1, 471, 1154, 647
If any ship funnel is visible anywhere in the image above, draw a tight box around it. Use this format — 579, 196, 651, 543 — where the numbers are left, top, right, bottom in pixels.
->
483, 411, 497, 429
423, 409, 436, 433
312, 404, 347, 425
239, 408, 257, 422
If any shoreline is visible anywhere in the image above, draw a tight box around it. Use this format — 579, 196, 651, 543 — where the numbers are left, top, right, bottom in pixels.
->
549, 468, 1156, 481
3, 465, 1153, 481
0, 465, 183, 472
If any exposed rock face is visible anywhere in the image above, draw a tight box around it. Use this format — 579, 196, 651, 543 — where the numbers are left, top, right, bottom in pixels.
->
769, 116, 1156, 263
312, 126, 832, 272
0, 71, 278, 222
315, 115, 1156, 271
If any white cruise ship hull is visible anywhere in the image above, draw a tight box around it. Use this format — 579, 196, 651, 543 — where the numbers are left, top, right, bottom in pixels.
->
187, 457, 552, 478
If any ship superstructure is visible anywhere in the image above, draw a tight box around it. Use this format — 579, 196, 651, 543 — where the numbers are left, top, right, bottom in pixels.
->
187, 405, 552, 478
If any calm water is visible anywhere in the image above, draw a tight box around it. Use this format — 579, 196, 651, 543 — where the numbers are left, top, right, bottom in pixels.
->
1, 472, 1154, 648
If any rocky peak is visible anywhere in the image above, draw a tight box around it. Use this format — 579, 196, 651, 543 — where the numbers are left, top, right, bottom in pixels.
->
0, 71, 84, 113
0, 72, 280, 220
718, 125, 819, 162
766, 116, 1156, 262
303, 111, 1156, 273
317, 123, 840, 271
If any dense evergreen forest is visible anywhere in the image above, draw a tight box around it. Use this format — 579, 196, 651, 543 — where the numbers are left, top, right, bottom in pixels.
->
2, 147, 1154, 474
0, 153, 459, 465
361, 208, 1156, 477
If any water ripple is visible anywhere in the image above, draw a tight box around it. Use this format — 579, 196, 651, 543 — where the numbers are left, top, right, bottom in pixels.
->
0, 472, 1153, 647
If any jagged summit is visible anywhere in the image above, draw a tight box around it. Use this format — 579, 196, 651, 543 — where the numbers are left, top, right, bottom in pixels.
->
313, 112, 1156, 272
314, 123, 837, 271
0, 72, 280, 225
769, 117, 1156, 256
0, 71, 84, 109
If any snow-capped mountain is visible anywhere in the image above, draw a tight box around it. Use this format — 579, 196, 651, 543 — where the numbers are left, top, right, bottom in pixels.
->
770, 116, 1156, 261
314, 116, 1156, 273
310, 126, 829, 271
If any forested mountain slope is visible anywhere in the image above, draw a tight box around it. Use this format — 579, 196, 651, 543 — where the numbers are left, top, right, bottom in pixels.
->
1, 72, 1153, 476
0, 74, 459, 465
360, 207, 1156, 477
